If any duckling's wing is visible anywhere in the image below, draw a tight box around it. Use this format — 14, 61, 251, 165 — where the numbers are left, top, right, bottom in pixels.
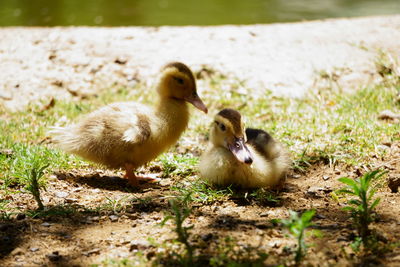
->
245, 128, 278, 159
102, 102, 153, 145
119, 106, 152, 144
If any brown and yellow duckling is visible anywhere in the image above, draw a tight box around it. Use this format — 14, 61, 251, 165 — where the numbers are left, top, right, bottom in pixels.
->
199, 108, 290, 189
51, 62, 207, 187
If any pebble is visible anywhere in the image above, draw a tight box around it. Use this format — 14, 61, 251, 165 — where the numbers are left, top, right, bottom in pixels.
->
130, 240, 151, 251
30, 247, 39, 252
55, 191, 69, 198
65, 198, 78, 203
90, 216, 100, 222
201, 233, 213, 241
82, 248, 100, 256
378, 109, 400, 121
41, 222, 51, 227
47, 251, 62, 261
72, 187, 83, 192
109, 215, 119, 222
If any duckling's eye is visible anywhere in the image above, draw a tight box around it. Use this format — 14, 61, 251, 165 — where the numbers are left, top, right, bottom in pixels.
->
219, 124, 226, 131
173, 77, 184, 85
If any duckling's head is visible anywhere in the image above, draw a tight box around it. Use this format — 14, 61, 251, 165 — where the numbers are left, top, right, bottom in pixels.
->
157, 62, 208, 113
210, 108, 253, 164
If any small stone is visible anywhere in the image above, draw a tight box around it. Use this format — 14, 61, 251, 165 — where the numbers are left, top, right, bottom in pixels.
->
90, 216, 100, 222
259, 212, 269, 217
306, 186, 327, 198
114, 57, 128, 65
120, 239, 130, 245
41, 222, 51, 227
146, 250, 156, 259
382, 141, 392, 147
151, 215, 160, 220
47, 251, 61, 261
30, 247, 39, 252
55, 191, 69, 198
65, 198, 78, 203
201, 233, 213, 241
322, 175, 330, 181
129, 240, 150, 251
378, 110, 400, 121
72, 187, 83, 192
256, 223, 269, 229
388, 177, 400, 193
82, 248, 100, 256
109, 215, 119, 222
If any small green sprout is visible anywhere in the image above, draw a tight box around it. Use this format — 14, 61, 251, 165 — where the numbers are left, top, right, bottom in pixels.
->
280, 209, 316, 265
337, 170, 386, 250
24, 162, 49, 210
160, 192, 194, 266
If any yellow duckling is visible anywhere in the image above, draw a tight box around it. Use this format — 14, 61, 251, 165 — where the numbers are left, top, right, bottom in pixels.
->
199, 108, 290, 189
51, 62, 208, 187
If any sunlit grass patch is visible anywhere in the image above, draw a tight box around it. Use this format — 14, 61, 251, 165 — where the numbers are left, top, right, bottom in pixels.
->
1, 53, 399, 199
158, 153, 199, 178
171, 179, 233, 204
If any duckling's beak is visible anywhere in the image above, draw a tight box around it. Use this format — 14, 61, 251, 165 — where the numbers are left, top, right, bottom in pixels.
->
228, 137, 253, 165
185, 93, 208, 113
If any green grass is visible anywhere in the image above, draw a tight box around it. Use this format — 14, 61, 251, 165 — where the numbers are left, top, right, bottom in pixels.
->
0, 52, 398, 227
159, 153, 199, 178
171, 179, 233, 204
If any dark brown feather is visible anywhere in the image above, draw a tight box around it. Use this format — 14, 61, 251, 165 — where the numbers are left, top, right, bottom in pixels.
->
218, 108, 242, 135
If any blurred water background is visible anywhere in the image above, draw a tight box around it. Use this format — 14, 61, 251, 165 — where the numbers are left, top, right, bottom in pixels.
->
0, 0, 399, 26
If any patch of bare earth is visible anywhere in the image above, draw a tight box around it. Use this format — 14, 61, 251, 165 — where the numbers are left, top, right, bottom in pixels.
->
1, 142, 400, 266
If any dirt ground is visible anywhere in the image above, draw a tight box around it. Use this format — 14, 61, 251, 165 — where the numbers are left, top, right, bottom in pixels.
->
1, 15, 400, 112
1, 15, 400, 266
1, 143, 400, 266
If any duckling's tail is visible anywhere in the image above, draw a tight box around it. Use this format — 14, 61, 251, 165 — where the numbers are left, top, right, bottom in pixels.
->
48, 126, 82, 153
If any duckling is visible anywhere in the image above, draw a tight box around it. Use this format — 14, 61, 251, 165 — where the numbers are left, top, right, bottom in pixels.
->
51, 62, 208, 187
199, 108, 290, 189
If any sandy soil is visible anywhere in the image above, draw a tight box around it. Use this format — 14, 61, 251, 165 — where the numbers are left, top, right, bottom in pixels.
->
1, 146, 400, 266
1, 15, 400, 111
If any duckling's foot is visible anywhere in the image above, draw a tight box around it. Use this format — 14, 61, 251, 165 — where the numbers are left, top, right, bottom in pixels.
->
124, 164, 160, 187
124, 172, 140, 187
136, 176, 161, 184
125, 175, 160, 187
